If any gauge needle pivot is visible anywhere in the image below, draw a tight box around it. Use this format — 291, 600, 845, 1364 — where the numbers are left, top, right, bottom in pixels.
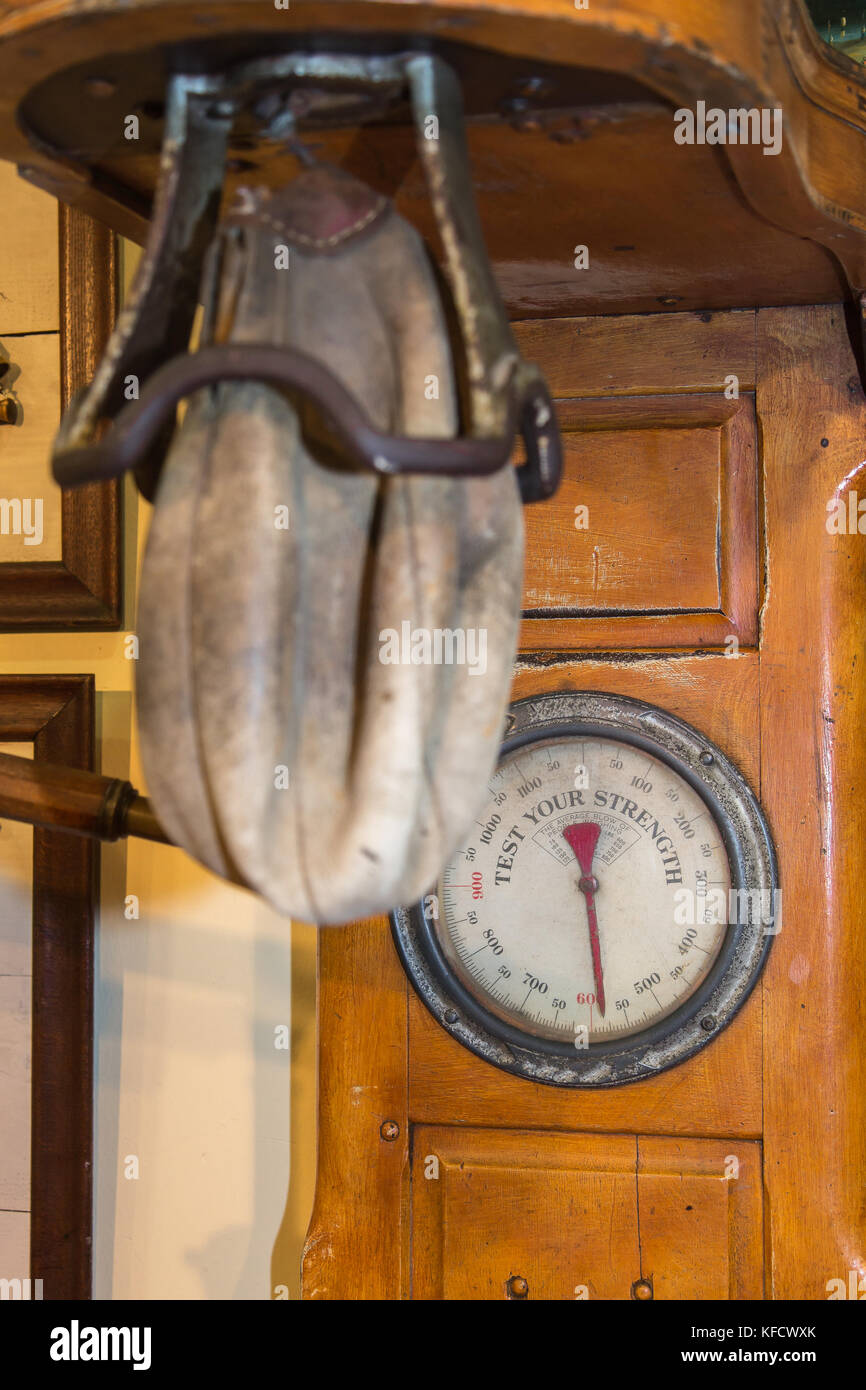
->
563, 821, 606, 1017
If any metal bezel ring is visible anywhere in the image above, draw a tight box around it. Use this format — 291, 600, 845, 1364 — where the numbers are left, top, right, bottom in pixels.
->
390, 690, 778, 1088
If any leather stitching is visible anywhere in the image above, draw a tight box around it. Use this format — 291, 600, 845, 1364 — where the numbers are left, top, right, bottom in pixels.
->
250, 199, 387, 249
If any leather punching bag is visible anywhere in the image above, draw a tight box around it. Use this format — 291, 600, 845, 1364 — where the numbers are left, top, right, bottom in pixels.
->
136, 166, 524, 924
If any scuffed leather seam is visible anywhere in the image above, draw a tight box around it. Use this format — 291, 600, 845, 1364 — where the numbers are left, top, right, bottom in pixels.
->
249, 198, 388, 250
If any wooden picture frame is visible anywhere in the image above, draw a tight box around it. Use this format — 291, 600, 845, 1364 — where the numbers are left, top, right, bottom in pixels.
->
0, 206, 121, 630
0, 674, 96, 1298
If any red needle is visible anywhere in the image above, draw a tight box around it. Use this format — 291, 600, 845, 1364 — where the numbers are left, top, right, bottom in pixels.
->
563, 821, 606, 1017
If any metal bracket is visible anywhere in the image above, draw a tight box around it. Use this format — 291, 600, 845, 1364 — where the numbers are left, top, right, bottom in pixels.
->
51, 52, 562, 505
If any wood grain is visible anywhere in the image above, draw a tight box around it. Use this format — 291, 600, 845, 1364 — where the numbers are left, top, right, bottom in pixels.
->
524, 396, 731, 615
512, 311, 756, 398
516, 315, 759, 650
93, 110, 846, 321
0, 675, 96, 1301
301, 918, 410, 1300
412, 1127, 640, 1300
411, 1129, 762, 1299
521, 392, 759, 651
0, 1, 864, 311
637, 1136, 763, 1300
758, 305, 866, 1299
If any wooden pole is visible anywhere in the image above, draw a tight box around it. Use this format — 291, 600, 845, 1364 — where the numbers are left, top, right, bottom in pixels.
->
0, 749, 170, 844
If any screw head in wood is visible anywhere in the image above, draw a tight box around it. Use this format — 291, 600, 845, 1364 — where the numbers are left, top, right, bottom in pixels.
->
379, 1120, 399, 1142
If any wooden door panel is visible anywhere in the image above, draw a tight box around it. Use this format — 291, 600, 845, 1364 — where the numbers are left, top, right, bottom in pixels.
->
522, 394, 758, 652
524, 397, 729, 615
411, 1127, 639, 1300
516, 311, 759, 652
411, 1129, 763, 1300
637, 1137, 763, 1300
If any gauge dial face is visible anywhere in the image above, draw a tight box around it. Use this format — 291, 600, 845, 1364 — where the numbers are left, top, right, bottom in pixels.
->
434, 735, 732, 1044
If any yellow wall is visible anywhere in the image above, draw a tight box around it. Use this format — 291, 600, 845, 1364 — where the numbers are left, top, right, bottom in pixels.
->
0, 202, 317, 1299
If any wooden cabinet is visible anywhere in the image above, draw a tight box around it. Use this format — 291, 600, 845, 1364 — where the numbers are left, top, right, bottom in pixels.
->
412, 1129, 640, 1301
0, 0, 864, 1307
411, 1129, 762, 1301
303, 302, 865, 1301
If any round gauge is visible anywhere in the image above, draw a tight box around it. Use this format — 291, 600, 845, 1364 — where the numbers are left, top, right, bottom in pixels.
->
391, 691, 778, 1087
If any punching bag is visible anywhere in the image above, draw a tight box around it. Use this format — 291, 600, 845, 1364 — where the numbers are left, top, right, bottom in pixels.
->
136, 165, 524, 924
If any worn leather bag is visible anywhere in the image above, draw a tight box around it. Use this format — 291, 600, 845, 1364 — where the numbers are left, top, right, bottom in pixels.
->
136, 166, 524, 924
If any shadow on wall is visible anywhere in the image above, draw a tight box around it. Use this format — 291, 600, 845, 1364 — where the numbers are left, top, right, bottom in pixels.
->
93, 690, 315, 1299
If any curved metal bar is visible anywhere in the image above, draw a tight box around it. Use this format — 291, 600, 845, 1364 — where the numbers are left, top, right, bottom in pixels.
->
47, 52, 563, 505
52, 343, 562, 502
60, 74, 232, 453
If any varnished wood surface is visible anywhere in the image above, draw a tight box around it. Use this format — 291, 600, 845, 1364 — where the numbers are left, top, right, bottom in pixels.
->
513, 310, 757, 398
0, 676, 96, 1300
411, 1129, 762, 1299
637, 1136, 763, 1300
408, 655, 763, 1140
517, 315, 761, 650
56, 205, 122, 630
304, 302, 866, 1299
521, 391, 759, 649
411, 1127, 640, 1300
301, 919, 409, 1300
524, 395, 735, 614
758, 304, 866, 1299
88, 113, 847, 320
517, 310, 760, 651
0, 2, 865, 315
